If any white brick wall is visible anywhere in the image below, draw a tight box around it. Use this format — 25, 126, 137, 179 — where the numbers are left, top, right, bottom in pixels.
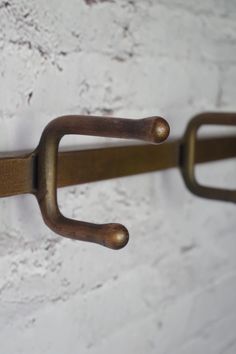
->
0, 1, 236, 353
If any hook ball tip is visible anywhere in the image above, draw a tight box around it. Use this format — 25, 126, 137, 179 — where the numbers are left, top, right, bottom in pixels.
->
152, 117, 170, 143
104, 224, 129, 250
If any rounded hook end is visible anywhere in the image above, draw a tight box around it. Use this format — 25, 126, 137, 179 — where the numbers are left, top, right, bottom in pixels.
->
102, 223, 129, 250
151, 117, 170, 143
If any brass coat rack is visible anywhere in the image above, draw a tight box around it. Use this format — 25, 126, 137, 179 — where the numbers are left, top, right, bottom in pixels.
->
0, 112, 235, 249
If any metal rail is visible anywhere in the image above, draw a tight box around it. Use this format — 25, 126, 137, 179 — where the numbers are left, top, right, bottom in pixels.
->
0, 112, 235, 249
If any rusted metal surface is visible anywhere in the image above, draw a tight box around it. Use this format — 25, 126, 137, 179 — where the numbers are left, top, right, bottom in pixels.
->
0, 112, 235, 249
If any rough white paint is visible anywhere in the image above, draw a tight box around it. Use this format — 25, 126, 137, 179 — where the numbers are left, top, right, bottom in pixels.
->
0, 1, 236, 353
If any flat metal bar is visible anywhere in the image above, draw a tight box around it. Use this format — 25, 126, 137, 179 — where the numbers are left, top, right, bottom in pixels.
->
195, 136, 236, 163
57, 140, 180, 187
57, 136, 236, 187
0, 136, 235, 198
0, 153, 35, 197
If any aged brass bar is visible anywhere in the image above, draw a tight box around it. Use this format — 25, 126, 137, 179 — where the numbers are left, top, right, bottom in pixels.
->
57, 135, 236, 187
1, 136, 235, 198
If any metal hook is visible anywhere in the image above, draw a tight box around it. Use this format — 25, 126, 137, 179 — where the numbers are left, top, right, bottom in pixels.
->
36, 115, 170, 249
181, 112, 236, 203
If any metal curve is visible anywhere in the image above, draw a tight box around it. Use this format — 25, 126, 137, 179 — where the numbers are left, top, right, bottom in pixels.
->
36, 115, 170, 249
181, 112, 236, 203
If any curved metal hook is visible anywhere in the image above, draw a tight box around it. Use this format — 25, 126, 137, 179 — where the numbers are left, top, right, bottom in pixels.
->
181, 112, 236, 203
36, 115, 170, 249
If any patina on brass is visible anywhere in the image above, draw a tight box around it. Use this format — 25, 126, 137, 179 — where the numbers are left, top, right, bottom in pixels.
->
0, 112, 235, 249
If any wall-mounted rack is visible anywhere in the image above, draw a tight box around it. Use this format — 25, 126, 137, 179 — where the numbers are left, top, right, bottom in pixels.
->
0, 112, 235, 249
